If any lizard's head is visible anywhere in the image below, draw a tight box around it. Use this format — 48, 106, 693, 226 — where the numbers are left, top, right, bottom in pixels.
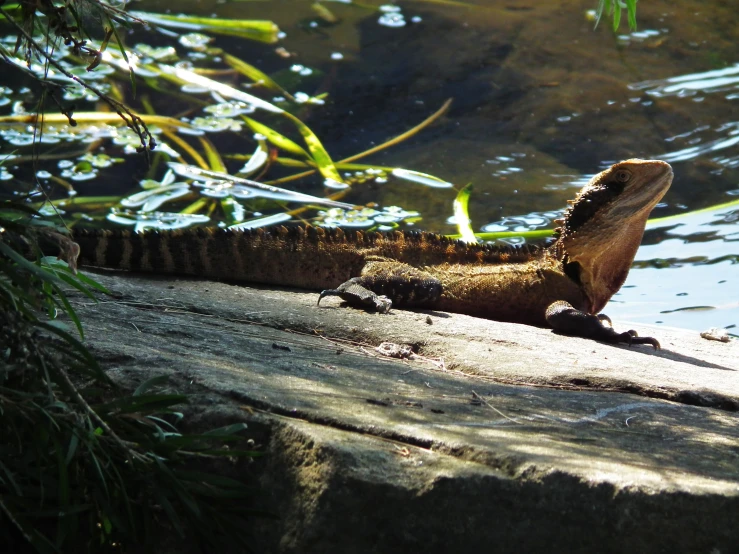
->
555, 159, 673, 314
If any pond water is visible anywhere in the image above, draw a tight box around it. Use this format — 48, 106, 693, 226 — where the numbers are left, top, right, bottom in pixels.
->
0, 0, 737, 333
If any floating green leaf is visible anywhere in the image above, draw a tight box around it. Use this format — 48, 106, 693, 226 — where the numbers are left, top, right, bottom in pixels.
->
129, 11, 280, 43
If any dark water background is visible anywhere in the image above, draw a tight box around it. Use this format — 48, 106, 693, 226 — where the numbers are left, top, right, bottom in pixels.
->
1, 0, 737, 332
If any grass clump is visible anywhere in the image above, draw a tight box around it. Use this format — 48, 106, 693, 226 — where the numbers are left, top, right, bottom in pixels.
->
0, 200, 262, 553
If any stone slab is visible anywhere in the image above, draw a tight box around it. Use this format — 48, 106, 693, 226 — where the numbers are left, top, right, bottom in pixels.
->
67, 272, 739, 552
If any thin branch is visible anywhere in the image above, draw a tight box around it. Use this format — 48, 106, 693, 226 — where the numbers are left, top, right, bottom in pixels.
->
0, 6, 155, 162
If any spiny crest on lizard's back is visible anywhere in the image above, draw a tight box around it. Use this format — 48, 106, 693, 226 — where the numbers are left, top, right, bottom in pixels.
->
261, 225, 544, 263
275, 225, 545, 264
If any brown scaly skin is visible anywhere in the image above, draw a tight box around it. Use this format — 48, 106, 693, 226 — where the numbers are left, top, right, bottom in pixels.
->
68, 159, 672, 348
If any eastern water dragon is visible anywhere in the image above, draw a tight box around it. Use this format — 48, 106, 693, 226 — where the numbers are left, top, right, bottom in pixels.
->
67, 159, 673, 348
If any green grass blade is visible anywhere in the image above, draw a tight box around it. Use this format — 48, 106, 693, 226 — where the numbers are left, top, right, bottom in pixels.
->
241, 116, 310, 158
646, 197, 739, 229
42, 258, 103, 300
445, 229, 554, 241
70, 270, 110, 295
223, 53, 293, 99
282, 111, 345, 186
391, 168, 453, 189
103, 12, 136, 97
33, 320, 102, 375
50, 284, 84, 339
627, 0, 638, 30
134, 375, 172, 396
202, 423, 248, 437
228, 212, 292, 230
453, 183, 477, 243
612, 3, 621, 31
0, 241, 64, 286
157, 65, 284, 114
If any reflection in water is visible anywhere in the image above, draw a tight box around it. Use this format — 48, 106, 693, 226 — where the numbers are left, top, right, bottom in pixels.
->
630, 66, 739, 167
608, 64, 737, 333
630, 64, 739, 97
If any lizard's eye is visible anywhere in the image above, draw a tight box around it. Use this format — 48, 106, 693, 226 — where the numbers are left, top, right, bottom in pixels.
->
614, 170, 631, 183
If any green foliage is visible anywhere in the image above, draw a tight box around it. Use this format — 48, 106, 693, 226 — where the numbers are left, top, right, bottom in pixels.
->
0, 202, 262, 552
595, 0, 639, 31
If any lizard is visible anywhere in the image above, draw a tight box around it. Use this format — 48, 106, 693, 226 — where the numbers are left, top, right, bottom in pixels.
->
67, 158, 673, 348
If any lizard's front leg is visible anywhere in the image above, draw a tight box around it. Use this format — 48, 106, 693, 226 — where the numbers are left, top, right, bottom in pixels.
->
318, 258, 442, 313
545, 301, 660, 349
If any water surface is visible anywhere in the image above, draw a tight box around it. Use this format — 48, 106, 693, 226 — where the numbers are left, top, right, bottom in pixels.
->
0, 0, 737, 332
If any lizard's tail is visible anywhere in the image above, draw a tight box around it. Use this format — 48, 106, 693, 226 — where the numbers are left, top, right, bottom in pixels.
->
70, 226, 359, 290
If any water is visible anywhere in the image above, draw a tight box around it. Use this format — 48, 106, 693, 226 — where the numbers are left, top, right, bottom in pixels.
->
0, 0, 737, 333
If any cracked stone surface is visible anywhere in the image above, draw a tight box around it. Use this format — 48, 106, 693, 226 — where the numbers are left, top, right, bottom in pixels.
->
70, 272, 739, 553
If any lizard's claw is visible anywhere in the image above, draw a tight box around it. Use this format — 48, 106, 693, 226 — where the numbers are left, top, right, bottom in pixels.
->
617, 331, 661, 350
596, 313, 613, 327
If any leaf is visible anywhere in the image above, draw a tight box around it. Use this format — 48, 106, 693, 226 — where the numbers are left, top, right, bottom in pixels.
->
446, 229, 553, 241
228, 212, 292, 230
627, 0, 638, 30
237, 143, 269, 177
612, 3, 622, 32
159, 65, 284, 114
0, 241, 63, 287
391, 168, 453, 188
134, 375, 171, 396
51, 285, 85, 339
67, 270, 109, 294
99, 394, 188, 415
282, 111, 345, 186
202, 423, 248, 437
223, 53, 293, 99
168, 163, 353, 208
453, 183, 477, 243
198, 136, 226, 172
129, 12, 281, 43
65, 434, 80, 466
241, 116, 310, 159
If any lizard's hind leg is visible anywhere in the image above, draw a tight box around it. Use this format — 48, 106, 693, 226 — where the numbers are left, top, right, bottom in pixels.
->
318, 258, 442, 313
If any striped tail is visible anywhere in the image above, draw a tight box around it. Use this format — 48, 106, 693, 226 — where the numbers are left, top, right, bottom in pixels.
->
70, 226, 364, 290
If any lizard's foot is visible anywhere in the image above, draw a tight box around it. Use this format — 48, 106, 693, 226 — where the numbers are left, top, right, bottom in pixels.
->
318, 278, 393, 313
545, 301, 660, 350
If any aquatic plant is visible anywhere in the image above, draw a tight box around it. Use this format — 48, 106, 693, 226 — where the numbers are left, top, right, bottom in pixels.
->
595, 0, 639, 31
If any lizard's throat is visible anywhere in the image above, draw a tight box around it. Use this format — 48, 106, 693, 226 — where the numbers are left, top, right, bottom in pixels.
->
564, 223, 646, 314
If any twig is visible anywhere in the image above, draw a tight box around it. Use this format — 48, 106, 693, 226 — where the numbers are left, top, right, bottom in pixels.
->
471, 390, 519, 424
